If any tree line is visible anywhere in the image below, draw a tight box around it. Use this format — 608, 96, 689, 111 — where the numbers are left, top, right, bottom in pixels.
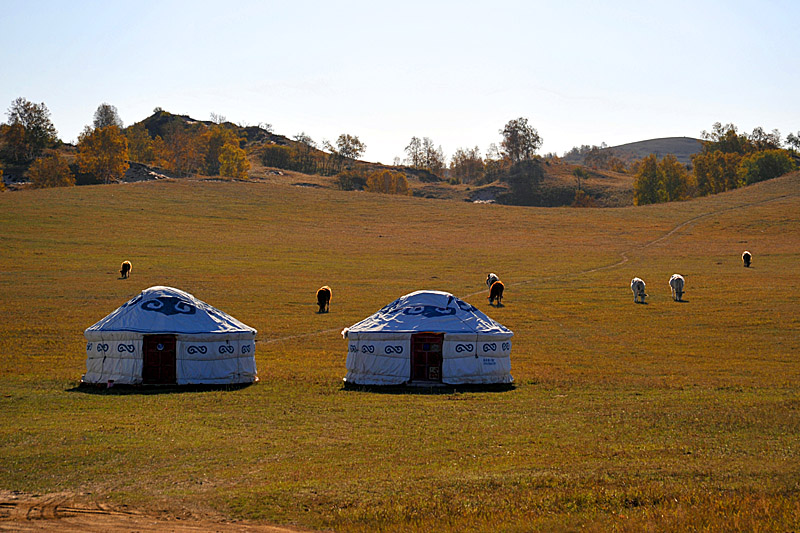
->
633, 123, 798, 205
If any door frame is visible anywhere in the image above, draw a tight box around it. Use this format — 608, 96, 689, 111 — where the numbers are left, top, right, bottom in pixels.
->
410, 332, 444, 383
142, 334, 177, 384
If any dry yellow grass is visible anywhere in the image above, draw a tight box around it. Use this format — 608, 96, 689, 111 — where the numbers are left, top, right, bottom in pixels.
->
0, 172, 798, 531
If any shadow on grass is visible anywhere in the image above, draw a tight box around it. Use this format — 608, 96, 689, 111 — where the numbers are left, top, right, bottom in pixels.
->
342, 382, 515, 395
66, 382, 256, 395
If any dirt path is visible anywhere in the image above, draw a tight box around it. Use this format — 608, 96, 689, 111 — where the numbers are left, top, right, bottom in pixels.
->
0, 491, 312, 532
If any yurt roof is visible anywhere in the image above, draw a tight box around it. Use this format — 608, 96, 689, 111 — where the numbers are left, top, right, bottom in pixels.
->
346, 290, 512, 335
85, 286, 256, 336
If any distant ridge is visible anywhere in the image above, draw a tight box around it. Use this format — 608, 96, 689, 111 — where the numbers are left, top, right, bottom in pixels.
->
606, 137, 703, 165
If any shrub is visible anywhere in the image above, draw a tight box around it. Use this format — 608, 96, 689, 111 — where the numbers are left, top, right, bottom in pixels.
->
737, 149, 796, 186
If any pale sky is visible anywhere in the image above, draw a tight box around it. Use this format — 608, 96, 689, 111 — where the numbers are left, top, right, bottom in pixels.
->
2, 0, 798, 164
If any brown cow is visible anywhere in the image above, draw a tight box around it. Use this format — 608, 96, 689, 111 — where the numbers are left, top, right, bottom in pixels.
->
316, 286, 332, 313
119, 261, 132, 279
489, 280, 504, 307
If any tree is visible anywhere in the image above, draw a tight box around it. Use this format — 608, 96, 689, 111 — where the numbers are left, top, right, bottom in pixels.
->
219, 143, 249, 179
5, 97, 58, 162
786, 132, 800, 153
93, 103, 123, 129
700, 122, 753, 154
421, 137, 446, 176
126, 123, 160, 165
366, 169, 409, 195
500, 117, 542, 163
336, 169, 367, 191
161, 123, 204, 177
659, 155, 691, 201
0, 123, 27, 163
203, 125, 241, 175
450, 146, 484, 183
633, 154, 661, 205
404, 136, 422, 167
28, 151, 75, 188
500, 159, 544, 205
737, 149, 796, 185
748, 127, 781, 151
77, 125, 129, 184
692, 150, 742, 195
336, 134, 366, 161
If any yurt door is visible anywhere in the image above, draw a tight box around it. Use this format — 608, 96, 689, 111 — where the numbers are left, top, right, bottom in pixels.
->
142, 334, 177, 384
410, 333, 444, 383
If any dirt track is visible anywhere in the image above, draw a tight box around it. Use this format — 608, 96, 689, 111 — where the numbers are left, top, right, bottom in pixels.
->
0, 491, 310, 532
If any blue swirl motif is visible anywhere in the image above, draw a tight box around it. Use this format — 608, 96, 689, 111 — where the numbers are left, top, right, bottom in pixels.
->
187, 345, 208, 355
384, 345, 404, 355
97, 343, 110, 353
349, 344, 358, 353
502, 342, 511, 351
218, 345, 235, 354
241, 344, 252, 354
86, 342, 93, 352
483, 343, 498, 353
455, 343, 474, 353
456, 299, 477, 313
403, 306, 456, 318
362, 345, 375, 354
140, 296, 197, 316
117, 344, 135, 353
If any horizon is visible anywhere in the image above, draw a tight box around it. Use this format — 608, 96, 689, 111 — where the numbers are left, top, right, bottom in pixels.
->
2, 0, 798, 164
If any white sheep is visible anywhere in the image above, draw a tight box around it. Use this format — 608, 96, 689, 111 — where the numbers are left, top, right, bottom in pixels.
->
742, 251, 751, 268
669, 274, 685, 301
486, 273, 499, 288
631, 277, 647, 303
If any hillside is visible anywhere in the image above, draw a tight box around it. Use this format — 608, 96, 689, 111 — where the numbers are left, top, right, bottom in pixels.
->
563, 136, 703, 166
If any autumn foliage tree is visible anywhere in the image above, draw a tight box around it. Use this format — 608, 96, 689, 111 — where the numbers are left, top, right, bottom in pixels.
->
366, 169, 409, 195
450, 146, 484, 183
77, 125, 129, 184
4, 97, 58, 162
219, 143, 249, 179
203, 125, 242, 175
633, 154, 691, 205
28, 150, 75, 188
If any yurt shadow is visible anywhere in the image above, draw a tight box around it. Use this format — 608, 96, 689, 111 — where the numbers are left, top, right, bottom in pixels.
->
341, 382, 515, 395
66, 382, 256, 396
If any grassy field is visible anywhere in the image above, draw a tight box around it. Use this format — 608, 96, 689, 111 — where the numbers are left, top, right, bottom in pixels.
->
1, 173, 799, 531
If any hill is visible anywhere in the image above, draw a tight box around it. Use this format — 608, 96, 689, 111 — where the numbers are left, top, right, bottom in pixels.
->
563, 136, 703, 166
1, 172, 799, 531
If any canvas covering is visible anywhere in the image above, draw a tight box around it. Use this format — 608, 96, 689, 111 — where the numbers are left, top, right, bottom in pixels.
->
344, 290, 513, 385
83, 286, 257, 385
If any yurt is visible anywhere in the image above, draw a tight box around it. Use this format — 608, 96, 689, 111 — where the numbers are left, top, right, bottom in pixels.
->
83, 286, 257, 385
343, 290, 513, 385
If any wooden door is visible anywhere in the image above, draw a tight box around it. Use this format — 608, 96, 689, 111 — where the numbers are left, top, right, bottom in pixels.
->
142, 334, 177, 384
410, 333, 444, 383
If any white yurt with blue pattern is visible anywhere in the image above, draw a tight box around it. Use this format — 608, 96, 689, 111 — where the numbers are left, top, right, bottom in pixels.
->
343, 290, 513, 385
83, 286, 257, 385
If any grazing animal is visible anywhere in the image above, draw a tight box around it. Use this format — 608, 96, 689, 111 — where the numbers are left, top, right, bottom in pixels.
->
119, 261, 132, 279
316, 285, 332, 313
631, 277, 647, 303
669, 274, 685, 301
489, 280, 505, 306
486, 273, 499, 288
742, 251, 752, 268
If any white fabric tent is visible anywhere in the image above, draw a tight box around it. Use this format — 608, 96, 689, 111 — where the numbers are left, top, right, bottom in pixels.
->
83, 286, 257, 385
343, 290, 513, 385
